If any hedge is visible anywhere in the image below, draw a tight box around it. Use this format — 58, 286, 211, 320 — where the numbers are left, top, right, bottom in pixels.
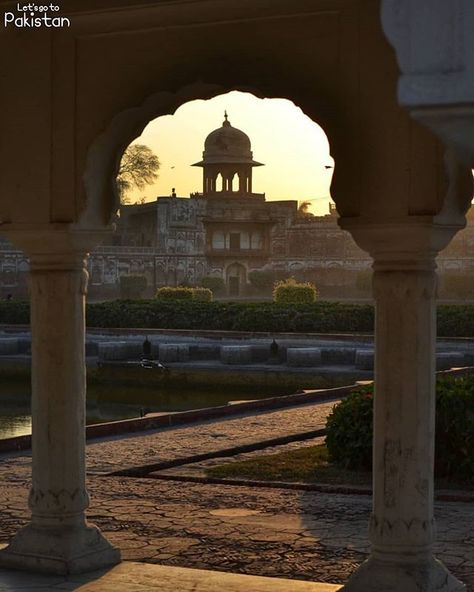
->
2, 300, 474, 336
156, 287, 195, 301
273, 278, 318, 304
155, 287, 213, 302
325, 376, 474, 483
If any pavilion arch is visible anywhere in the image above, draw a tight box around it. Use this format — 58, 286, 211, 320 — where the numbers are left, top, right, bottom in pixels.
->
2, 2, 474, 588
75, 0, 464, 238
80, 80, 336, 232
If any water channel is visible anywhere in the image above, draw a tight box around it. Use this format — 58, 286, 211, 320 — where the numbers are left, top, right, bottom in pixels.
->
0, 380, 297, 440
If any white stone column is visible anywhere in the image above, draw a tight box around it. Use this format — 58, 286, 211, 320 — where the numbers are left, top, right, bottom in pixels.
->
0, 248, 120, 574
340, 224, 465, 592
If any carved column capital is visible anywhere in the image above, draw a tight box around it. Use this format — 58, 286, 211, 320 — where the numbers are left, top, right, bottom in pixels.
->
28, 261, 89, 298
338, 218, 464, 272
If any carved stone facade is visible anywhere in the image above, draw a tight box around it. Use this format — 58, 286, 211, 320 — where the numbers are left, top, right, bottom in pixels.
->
2, 199, 474, 300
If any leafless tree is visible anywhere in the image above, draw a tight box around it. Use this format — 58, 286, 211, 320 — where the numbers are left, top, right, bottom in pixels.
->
117, 144, 160, 203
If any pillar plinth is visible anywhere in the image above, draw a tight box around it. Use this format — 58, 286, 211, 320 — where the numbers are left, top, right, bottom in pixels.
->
338, 221, 466, 592
0, 244, 120, 574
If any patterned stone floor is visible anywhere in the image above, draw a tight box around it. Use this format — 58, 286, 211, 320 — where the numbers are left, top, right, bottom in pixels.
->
0, 399, 473, 589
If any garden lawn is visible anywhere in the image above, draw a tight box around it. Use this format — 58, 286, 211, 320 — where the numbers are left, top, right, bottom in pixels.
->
207, 444, 474, 490
207, 444, 371, 486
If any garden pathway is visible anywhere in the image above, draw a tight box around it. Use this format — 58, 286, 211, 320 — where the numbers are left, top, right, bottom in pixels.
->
0, 398, 473, 589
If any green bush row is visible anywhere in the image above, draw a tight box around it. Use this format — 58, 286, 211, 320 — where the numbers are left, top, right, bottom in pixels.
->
2, 300, 474, 336
325, 376, 474, 483
84, 301, 373, 331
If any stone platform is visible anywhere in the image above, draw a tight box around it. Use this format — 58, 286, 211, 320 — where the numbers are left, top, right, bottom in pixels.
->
0, 561, 342, 591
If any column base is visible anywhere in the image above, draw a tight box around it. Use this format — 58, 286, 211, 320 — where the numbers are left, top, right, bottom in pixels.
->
341, 555, 465, 592
0, 522, 121, 575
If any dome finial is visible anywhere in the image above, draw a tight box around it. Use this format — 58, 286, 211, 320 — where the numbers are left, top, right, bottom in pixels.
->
223, 110, 230, 127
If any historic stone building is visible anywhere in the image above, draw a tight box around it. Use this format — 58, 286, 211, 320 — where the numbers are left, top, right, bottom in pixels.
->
0, 114, 472, 300
96, 113, 378, 298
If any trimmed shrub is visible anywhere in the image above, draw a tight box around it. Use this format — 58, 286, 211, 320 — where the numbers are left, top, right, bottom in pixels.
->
119, 275, 147, 299
438, 305, 474, 337
201, 276, 226, 295
436, 376, 474, 481
325, 377, 474, 483
155, 287, 194, 300
325, 387, 373, 471
273, 278, 318, 304
192, 287, 213, 302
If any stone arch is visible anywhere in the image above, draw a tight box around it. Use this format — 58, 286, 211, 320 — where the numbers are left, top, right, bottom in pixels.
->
226, 261, 247, 297
81, 79, 335, 232
216, 172, 225, 193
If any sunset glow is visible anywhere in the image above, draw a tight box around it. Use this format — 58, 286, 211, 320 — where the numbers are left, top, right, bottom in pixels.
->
128, 91, 334, 215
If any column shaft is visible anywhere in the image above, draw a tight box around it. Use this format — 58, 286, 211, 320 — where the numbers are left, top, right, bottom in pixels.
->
342, 266, 465, 591
0, 252, 120, 574
29, 261, 89, 526
371, 270, 436, 559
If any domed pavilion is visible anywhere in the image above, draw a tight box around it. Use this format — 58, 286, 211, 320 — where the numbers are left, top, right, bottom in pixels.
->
192, 112, 263, 196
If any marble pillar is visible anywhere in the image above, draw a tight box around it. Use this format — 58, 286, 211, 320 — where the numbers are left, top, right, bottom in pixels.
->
339, 224, 465, 592
0, 249, 120, 574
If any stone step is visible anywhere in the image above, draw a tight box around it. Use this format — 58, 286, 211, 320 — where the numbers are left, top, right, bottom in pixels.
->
0, 560, 342, 591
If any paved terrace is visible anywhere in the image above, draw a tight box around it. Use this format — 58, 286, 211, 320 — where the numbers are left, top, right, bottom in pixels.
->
0, 399, 473, 590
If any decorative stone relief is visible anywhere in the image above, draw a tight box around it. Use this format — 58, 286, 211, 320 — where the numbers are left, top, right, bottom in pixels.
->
369, 514, 435, 548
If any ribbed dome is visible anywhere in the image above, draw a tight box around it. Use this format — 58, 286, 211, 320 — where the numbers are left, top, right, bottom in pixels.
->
193, 113, 263, 166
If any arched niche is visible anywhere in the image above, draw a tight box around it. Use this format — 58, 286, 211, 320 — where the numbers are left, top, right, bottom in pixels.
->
81, 81, 335, 232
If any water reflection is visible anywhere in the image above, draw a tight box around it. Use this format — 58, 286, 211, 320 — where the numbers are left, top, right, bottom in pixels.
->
0, 414, 31, 439
0, 380, 293, 440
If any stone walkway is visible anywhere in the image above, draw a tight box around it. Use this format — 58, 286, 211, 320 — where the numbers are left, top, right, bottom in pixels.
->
0, 399, 473, 589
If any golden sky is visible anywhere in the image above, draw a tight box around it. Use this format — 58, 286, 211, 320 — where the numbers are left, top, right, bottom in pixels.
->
128, 91, 334, 215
